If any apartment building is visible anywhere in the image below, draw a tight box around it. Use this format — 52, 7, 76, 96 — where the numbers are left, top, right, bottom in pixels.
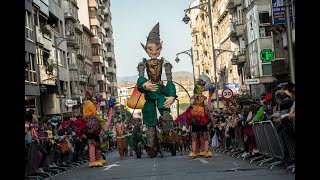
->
26, 0, 72, 119
25, 0, 40, 115
242, 0, 276, 98
189, 0, 241, 99
188, 0, 295, 99
78, 0, 118, 114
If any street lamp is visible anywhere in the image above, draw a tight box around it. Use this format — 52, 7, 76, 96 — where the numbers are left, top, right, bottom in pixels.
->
53, 33, 70, 121
183, 0, 220, 109
175, 47, 196, 83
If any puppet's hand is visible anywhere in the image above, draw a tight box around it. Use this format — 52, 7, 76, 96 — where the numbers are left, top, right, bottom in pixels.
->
164, 96, 175, 108
142, 80, 158, 91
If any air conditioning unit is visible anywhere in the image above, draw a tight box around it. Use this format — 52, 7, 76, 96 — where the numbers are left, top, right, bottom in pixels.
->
272, 58, 288, 76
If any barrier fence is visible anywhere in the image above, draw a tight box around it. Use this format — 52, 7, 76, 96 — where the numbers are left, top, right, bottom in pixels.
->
214, 119, 295, 173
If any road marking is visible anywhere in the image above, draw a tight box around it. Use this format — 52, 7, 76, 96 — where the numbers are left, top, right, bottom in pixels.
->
103, 164, 120, 171
198, 158, 208, 163
151, 159, 157, 180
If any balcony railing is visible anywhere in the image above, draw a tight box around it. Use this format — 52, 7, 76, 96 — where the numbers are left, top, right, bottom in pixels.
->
92, 55, 103, 63
79, 74, 88, 83
69, 64, 78, 70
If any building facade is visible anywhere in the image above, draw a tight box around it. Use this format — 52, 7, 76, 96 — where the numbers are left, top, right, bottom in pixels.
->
78, 0, 118, 115
188, 0, 295, 99
25, 0, 118, 119
25, 0, 41, 116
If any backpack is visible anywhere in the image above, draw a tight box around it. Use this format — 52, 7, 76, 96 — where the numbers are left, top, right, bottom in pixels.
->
84, 115, 101, 135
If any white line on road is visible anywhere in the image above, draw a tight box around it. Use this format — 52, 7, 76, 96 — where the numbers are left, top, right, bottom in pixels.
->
103, 164, 120, 171
199, 158, 208, 163
151, 159, 157, 180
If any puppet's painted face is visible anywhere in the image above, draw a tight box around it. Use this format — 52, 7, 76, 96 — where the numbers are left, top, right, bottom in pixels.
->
146, 43, 161, 59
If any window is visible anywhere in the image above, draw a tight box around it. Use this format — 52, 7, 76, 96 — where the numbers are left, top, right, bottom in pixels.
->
259, 12, 270, 24
25, 52, 37, 84
262, 64, 272, 76
67, 53, 71, 66
89, 8, 96, 18
259, 26, 271, 37
237, 9, 243, 24
25, 11, 34, 41
92, 46, 99, 56
91, 27, 98, 36
258, 12, 271, 38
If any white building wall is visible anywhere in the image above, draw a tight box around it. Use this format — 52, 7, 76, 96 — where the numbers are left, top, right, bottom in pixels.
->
78, 0, 90, 28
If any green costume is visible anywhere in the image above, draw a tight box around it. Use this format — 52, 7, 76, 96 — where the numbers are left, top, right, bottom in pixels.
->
136, 22, 177, 157
137, 76, 176, 126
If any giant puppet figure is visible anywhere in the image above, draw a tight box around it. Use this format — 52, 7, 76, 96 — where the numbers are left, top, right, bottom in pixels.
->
136, 22, 177, 157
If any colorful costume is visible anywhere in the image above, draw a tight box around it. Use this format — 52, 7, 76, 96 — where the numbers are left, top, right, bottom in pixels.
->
62, 91, 107, 167
112, 119, 127, 160
178, 75, 213, 158
136, 22, 177, 157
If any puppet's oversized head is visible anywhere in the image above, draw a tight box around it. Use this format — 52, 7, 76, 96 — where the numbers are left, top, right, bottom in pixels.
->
140, 22, 162, 59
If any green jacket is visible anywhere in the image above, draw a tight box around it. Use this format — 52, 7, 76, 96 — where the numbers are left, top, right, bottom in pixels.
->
252, 106, 265, 122
137, 76, 177, 126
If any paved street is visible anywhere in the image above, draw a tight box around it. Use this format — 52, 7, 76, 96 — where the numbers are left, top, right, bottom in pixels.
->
52, 150, 294, 180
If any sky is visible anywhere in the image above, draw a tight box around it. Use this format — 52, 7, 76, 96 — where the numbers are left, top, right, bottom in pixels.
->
111, 0, 195, 77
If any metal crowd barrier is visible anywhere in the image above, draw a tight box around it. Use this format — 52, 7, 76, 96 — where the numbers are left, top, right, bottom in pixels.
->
251, 121, 286, 168
227, 126, 245, 157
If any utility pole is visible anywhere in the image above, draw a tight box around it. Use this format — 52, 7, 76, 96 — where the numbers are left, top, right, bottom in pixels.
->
284, 0, 295, 83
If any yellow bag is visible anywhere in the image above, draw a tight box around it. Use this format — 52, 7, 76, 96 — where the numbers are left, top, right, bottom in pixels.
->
127, 86, 145, 109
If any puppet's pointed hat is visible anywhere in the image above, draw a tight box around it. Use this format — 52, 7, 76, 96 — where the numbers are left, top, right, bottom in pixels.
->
147, 22, 160, 44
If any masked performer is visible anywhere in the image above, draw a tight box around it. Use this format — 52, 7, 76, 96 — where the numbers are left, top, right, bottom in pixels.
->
188, 77, 213, 158
136, 22, 177, 157
82, 91, 107, 167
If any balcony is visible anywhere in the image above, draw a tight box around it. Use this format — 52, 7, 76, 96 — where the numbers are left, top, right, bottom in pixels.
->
88, 77, 97, 86
106, 52, 115, 60
64, 12, 77, 23
236, 22, 244, 37
66, 34, 77, 46
99, 43, 105, 50
102, 21, 112, 31
104, 37, 112, 44
90, 17, 100, 27
96, 73, 105, 81
92, 55, 103, 63
98, 27, 106, 36
107, 67, 116, 74
231, 49, 246, 65
35, 26, 52, 50
234, 0, 242, 6
91, 36, 102, 45
88, 0, 98, 9
227, 0, 236, 12
109, 81, 117, 87
75, 22, 83, 34
77, 49, 85, 59
103, 60, 109, 68
69, 64, 78, 70
79, 74, 88, 83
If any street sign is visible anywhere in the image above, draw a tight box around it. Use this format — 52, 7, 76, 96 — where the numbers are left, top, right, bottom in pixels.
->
271, 0, 294, 26
245, 78, 260, 85
260, 49, 274, 63
222, 88, 234, 100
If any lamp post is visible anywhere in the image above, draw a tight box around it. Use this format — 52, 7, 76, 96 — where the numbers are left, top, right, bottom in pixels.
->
183, 0, 219, 108
175, 47, 196, 83
284, 0, 295, 84
53, 33, 68, 121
